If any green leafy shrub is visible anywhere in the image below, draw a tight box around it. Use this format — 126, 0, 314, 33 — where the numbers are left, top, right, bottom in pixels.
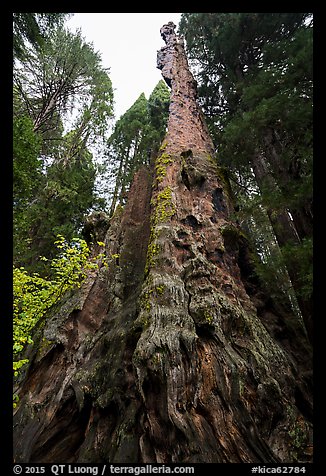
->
13, 235, 105, 385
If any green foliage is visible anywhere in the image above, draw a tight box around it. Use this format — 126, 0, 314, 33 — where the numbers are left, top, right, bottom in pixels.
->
281, 238, 313, 301
13, 114, 42, 205
242, 204, 295, 307
180, 13, 312, 165
107, 81, 170, 215
13, 13, 70, 61
14, 26, 114, 145
180, 13, 313, 320
13, 112, 43, 267
14, 143, 98, 274
13, 235, 105, 385
13, 22, 114, 275
147, 80, 170, 146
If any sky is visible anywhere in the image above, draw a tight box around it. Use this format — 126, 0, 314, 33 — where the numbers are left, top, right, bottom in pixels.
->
66, 13, 182, 121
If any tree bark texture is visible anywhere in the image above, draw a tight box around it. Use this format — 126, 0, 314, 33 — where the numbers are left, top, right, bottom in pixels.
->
13, 23, 313, 464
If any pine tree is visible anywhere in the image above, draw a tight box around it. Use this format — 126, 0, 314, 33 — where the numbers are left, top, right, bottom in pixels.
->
107, 81, 170, 216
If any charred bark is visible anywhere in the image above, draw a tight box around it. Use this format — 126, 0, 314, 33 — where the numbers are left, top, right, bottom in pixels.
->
13, 23, 313, 464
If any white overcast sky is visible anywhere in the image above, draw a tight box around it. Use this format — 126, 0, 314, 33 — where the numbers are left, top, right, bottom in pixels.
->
66, 13, 182, 121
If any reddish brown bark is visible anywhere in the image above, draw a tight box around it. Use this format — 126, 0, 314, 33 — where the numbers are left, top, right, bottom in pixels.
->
13, 23, 312, 464
157, 22, 214, 157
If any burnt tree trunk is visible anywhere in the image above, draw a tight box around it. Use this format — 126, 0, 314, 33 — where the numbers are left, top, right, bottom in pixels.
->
13, 22, 313, 464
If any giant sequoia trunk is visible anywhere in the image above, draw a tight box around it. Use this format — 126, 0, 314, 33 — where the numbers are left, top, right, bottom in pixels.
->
13, 22, 313, 464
